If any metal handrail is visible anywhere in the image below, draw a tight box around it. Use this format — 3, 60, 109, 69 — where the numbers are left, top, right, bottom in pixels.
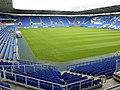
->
105, 83, 120, 90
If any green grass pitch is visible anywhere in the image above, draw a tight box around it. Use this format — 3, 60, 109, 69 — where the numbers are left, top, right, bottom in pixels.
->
20, 26, 120, 62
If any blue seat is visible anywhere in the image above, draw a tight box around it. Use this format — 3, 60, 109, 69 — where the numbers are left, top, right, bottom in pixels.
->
0, 82, 11, 88
93, 79, 101, 85
70, 56, 118, 77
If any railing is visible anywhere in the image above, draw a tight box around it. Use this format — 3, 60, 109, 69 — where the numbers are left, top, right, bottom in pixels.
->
0, 65, 59, 75
17, 60, 59, 71
67, 56, 117, 70
0, 59, 59, 73
3, 70, 102, 90
65, 77, 102, 90
0, 63, 103, 90
3, 70, 64, 90
0, 85, 13, 90
105, 84, 120, 90
0, 63, 60, 90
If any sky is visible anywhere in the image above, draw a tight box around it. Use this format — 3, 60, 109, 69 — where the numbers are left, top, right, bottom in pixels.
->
13, 0, 120, 11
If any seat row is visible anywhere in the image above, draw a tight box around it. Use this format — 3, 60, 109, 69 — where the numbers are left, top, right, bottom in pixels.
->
0, 82, 11, 89
0, 60, 102, 90
5, 68, 63, 90
62, 72, 101, 90
68, 79, 101, 90
0, 27, 16, 61
70, 56, 120, 77
5, 67, 102, 90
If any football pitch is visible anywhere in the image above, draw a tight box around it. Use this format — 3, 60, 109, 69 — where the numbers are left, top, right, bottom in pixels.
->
20, 26, 120, 62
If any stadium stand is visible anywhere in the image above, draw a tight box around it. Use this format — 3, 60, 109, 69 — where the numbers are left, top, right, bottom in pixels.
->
30, 16, 43, 27
80, 17, 93, 27
50, 16, 63, 27
1, 0, 120, 89
0, 60, 102, 90
40, 16, 51, 27
1, 13, 120, 90
58, 17, 70, 26
68, 56, 120, 77
2, 13, 120, 29
0, 26, 16, 61
19, 16, 31, 27
1, 14, 119, 29
5, 14, 118, 29
62, 72, 102, 90
0, 14, 8, 19
0, 61, 14, 90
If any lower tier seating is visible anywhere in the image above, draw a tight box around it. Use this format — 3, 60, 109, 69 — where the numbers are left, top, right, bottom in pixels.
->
69, 56, 120, 77
0, 82, 11, 90
0, 60, 102, 90
0, 26, 16, 61
62, 72, 101, 90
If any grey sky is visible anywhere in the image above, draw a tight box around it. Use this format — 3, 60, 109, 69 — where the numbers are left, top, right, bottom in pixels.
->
13, 0, 120, 11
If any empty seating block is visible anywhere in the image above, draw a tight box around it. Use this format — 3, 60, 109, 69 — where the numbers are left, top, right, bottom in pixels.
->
70, 56, 119, 77
0, 82, 11, 89
0, 26, 16, 61
0, 59, 102, 90
62, 72, 101, 90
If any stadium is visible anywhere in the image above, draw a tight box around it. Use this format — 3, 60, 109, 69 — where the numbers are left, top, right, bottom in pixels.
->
1, 0, 120, 90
